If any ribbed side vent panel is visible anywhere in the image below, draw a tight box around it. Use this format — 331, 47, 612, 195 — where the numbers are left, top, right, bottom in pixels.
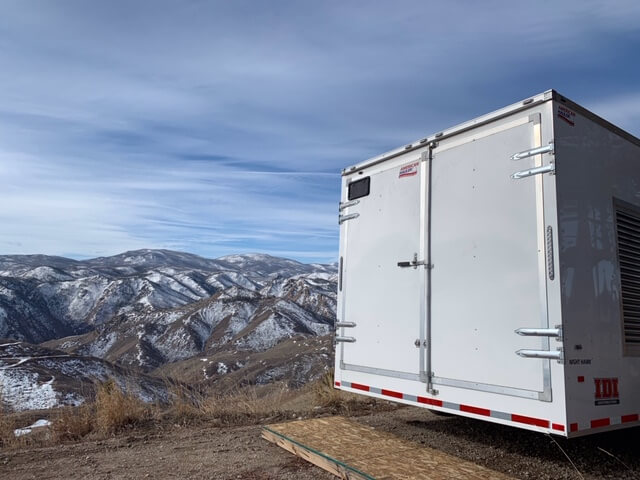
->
616, 202, 640, 353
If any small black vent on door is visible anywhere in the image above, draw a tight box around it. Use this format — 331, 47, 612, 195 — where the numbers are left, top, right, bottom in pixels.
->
615, 200, 640, 355
348, 177, 370, 201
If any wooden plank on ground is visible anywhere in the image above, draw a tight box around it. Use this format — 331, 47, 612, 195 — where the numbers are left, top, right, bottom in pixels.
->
262, 416, 513, 480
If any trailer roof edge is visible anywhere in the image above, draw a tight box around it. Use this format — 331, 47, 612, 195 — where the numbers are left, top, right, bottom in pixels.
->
551, 90, 640, 150
342, 89, 640, 176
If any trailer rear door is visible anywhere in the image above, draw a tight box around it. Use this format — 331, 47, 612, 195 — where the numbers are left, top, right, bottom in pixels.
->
339, 157, 425, 380
430, 114, 553, 400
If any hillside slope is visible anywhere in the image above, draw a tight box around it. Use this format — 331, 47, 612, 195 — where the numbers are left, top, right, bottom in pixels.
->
0, 250, 338, 405
0, 339, 170, 412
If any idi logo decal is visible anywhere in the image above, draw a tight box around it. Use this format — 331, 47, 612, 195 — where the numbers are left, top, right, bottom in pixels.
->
594, 378, 620, 406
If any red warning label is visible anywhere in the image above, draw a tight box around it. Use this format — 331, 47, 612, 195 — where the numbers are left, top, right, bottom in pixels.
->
399, 162, 419, 178
594, 377, 620, 406
558, 105, 576, 126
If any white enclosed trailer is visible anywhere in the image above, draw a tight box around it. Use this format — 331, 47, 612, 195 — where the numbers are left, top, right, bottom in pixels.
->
334, 90, 640, 437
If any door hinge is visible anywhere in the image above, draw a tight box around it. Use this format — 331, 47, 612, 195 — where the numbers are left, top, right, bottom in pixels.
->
516, 347, 564, 363
339, 199, 360, 211
338, 213, 359, 224
511, 163, 555, 180
515, 326, 562, 340
510, 141, 554, 161
335, 336, 356, 344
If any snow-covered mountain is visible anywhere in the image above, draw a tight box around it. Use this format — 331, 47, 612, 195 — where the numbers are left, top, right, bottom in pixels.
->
0, 339, 170, 412
0, 249, 337, 346
0, 250, 338, 407
43, 277, 336, 371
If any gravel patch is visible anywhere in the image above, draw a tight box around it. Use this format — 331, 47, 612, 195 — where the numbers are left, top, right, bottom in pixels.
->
355, 407, 640, 479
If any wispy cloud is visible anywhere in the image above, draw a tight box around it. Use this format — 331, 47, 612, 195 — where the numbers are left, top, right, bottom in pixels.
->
1, 1, 639, 262
585, 93, 640, 132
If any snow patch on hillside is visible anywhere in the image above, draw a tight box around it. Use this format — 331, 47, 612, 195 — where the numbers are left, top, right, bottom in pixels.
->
14, 419, 52, 436
87, 332, 118, 358
0, 369, 58, 411
21, 266, 72, 282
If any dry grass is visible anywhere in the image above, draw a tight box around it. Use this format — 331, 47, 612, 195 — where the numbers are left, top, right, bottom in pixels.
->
153, 382, 298, 427
313, 369, 342, 408
0, 388, 24, 449
158, 379, 304, 427
0, 404, 51, 450
94, 380, 149, 434
0, 379, 147, 449
162, 384, 207, 425
0, 406, 16, 448
162, 371, 389, 427
52, 404, 94, 441
311, 369, 396, 416
0, 373, 393, 451
200, 385, 291, 424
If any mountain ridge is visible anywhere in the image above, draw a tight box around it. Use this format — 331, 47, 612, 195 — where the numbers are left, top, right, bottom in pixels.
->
0, 249, 338, 411
0, 249, 337, 344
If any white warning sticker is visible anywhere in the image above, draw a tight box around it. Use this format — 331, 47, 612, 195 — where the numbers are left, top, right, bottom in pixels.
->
399, 162, 419, 178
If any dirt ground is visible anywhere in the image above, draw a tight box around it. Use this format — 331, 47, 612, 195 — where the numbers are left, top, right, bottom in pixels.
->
2, 406, 639, 480
0, 421, 333, 480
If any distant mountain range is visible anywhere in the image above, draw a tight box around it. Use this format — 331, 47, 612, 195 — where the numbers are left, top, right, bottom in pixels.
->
0, 250, 338, 411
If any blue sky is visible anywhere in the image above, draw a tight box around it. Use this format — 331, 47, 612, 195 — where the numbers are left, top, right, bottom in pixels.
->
1, 1, 640, 263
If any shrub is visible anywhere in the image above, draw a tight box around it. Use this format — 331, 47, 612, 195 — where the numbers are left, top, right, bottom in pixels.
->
164, 384, 206, 426
201, 386, 289, 425
52, 405, 94, 441
313, 369, 342, 408
0, 408, 15, 449
95, 380, 148, 434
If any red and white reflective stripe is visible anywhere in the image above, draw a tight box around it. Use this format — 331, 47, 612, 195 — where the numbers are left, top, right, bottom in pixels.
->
336, 381, 640, 434
570, 413, 640, 433
337, 381, 562, 431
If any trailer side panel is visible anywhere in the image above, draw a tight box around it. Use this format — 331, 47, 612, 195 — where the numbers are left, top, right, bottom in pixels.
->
554, 98, 640, 436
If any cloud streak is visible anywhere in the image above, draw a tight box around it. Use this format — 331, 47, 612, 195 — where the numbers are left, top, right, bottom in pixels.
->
1, 1, 639, 262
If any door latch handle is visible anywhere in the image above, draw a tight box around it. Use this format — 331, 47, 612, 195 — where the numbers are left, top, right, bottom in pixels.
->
398, 253, 431, 269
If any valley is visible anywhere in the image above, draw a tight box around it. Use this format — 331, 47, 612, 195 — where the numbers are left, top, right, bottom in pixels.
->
0, 250, 337, 411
